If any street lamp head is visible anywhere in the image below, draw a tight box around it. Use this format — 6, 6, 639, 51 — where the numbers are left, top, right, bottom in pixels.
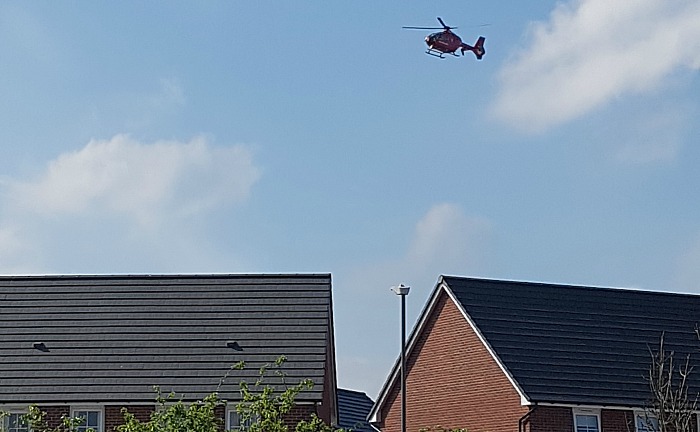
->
391, 283, 410, 296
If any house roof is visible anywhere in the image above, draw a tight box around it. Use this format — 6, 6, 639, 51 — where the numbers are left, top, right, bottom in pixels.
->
0, 273, 336, 405
336, 389, 376, 432
444, 276, 700, 406
371, 276, 700, 420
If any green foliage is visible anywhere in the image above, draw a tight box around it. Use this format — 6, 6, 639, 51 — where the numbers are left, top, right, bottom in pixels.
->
227, 355, 344, 432
116, 355, 344, 432
0, 405, 93, 432
1, 356, 344, 432
117, 389, 223, 432
294, 414, 347, 432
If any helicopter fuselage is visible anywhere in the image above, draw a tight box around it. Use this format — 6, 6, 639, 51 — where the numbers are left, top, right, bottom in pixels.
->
425, 30, 462, 56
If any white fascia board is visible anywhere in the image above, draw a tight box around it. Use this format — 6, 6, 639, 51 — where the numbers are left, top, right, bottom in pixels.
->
442, 283, 531, 406
369, 277, 533, 424
368, 277, 447, 424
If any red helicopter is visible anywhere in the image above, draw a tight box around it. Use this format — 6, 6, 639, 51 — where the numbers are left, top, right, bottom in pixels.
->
403, 17, 486, 60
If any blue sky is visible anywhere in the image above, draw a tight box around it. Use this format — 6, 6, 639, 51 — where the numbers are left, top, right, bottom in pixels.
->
2, 0, 700, 399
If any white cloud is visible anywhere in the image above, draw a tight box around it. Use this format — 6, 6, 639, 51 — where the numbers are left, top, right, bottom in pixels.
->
343, 203, 493, 296
8, 134, 260, 226
334, 203, 493, 398
0, 135, 261, 273
405, 203, 492, 275
492, 0, 700, 133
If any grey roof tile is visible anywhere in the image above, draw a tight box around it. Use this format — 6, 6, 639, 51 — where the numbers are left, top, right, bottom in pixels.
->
337, 389, 376, 432
0, 273, 334, 404
443, 276, 700, 406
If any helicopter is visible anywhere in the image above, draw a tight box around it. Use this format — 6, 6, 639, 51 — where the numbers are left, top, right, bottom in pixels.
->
403, 17, 486, 60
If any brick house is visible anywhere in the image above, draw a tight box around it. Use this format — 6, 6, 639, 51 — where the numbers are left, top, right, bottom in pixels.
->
369, 276, 700, 432
0, 274, 338, 431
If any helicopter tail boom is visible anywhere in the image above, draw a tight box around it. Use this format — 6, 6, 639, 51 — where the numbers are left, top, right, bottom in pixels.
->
461, 36, 486, 60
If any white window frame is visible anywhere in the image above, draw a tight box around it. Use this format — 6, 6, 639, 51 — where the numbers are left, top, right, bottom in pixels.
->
3, 410, 29, 432
573, 408, 601, 432
70, 407, 103, 432
227, 408, 243, 431
634, 411, 659, 432
226, 408, 258, 431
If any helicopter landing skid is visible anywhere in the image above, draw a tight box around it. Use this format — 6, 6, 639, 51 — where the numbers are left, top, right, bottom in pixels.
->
425, 49, 458, 58
425, 49, 445, 58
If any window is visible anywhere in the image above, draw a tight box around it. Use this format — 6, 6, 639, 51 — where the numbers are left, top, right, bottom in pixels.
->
227, 410, 257, 431
635, 412, 659, 432
71, 409, 102, 432
4, 413, 29, 432
573, 410, 601, 432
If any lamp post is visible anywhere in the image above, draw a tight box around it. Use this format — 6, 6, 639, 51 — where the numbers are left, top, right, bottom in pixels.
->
391, 283, 410, 432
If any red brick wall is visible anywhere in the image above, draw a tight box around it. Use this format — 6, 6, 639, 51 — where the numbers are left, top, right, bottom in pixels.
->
601, 409, 634, 432
316, 335, 335, 424
40, 406, 70, 428
284, 404, 318, 427
378, 290, 528, 432
528, 407, 636, 432
528, 406, 572, 432
106, 405, 154, 431
31, 401, 319, 432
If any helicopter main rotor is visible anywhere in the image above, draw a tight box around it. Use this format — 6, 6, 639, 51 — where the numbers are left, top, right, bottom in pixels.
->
402, 17, 456, 31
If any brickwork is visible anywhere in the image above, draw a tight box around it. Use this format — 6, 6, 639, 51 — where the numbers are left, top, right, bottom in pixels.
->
528, 405, 572, 432
316, 342, 334, 424
106, 405, 154, 431
284, 404, 318, 427
39, 406, 70, 428
601, 409, 634, 432
30, 399, 319, 432
378, 290, 528, 432
99, 403, 314, 432
528, 407, 640, 432
32, 403, 296, 431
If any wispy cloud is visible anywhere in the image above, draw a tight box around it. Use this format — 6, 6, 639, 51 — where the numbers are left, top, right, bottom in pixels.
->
335, 203, 493, 398
492, 0, 700, 133
405, 203, 492, 276
0, 134, 261, 273
343, 203, 493, 298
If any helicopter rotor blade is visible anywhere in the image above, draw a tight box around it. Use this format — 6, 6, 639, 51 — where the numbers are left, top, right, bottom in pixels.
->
436, 17, 456, 30
402, 26, 444, 30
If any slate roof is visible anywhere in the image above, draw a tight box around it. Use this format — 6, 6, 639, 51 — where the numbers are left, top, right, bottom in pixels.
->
446, 276, 700, 406
0, 274, 336, 404
371, 276, 700, 419
337, 389, 376, 432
